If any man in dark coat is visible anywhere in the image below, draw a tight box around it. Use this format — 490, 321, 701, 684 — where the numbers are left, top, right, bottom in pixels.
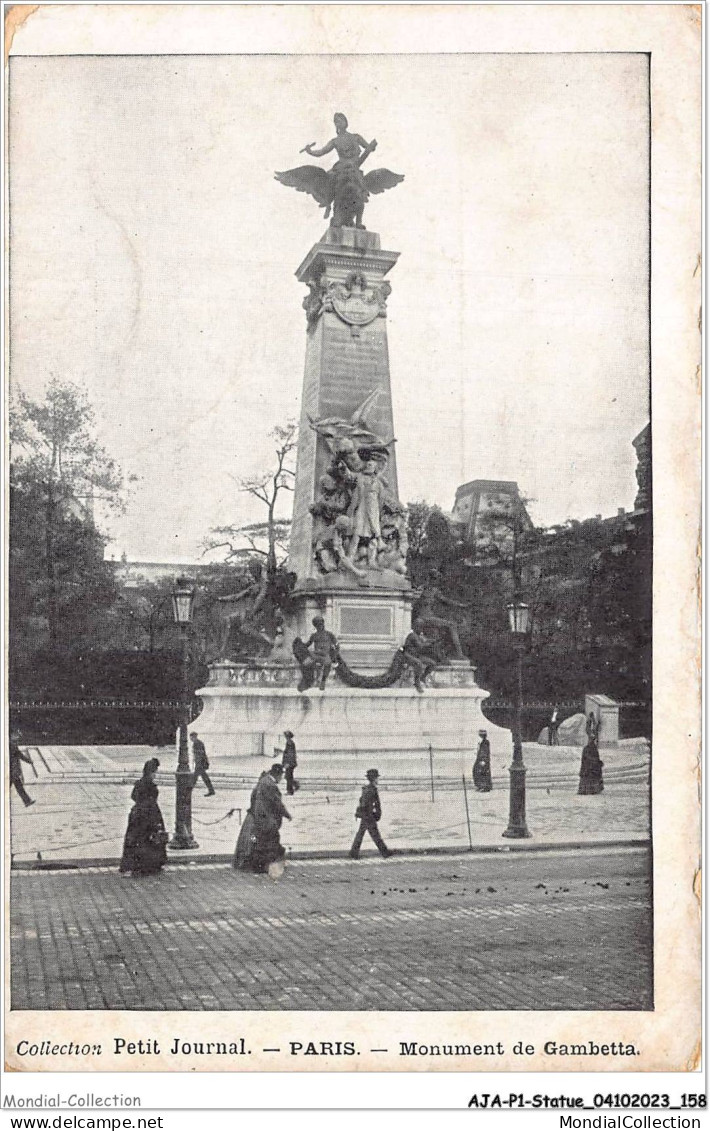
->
252, 764, 292, 872
190, 732, 215, 796
350, 769, 392, 859
281, 730, 298, 796
472, 729, 492, 792
9, 730, 35, 807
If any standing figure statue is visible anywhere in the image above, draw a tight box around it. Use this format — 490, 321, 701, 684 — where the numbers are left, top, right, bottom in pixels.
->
275, 113, 404, 230
345, 458, 388, 568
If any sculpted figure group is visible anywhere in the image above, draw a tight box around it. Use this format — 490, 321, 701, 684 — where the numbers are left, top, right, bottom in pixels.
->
309, 393, 407, 581
217, 561, 296, 661
291, 609, 463, 695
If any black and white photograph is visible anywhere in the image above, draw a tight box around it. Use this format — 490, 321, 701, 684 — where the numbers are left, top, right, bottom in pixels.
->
3, 2, 700, 1086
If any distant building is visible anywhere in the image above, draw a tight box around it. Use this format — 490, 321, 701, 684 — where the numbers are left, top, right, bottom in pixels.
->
632, 423, 651, 512
451, 427, 652, 709
109, 561, 206, 590
452, 479, 533, 555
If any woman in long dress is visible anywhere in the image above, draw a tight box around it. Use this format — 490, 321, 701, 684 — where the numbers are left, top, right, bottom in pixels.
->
233, 774, 266, 871
234, 765, 291, 873
119, 758, 168, 876
472, 730, 493, 792
578, 739, 605, 795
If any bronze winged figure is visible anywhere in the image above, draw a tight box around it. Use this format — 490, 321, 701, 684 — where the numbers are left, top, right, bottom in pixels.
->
275, 113, 404, 229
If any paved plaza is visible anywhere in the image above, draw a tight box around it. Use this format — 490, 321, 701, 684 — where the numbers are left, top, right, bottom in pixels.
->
10, 846, 652, 1012
10, 742, 652, 1012
9, 741, 649, 864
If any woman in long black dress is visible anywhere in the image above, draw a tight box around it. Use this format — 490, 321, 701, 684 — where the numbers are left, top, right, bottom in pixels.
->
119, 758, 168, 875
233, 773, 265, 871
472, 730, 493, 792
578, 739, 604, 795
233, 765, 291, 873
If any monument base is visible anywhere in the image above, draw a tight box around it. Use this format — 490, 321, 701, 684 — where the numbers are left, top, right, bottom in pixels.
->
293, 581, 414, 673
194, 661, 511, 761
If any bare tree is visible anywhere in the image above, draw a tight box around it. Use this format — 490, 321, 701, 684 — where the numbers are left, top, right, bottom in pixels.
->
204, 422, 297, 577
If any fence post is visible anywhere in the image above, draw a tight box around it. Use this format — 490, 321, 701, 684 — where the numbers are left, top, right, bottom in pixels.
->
462, 774, 473, 852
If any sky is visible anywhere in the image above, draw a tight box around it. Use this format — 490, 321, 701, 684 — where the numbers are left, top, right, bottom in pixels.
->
9, 52, 650, 563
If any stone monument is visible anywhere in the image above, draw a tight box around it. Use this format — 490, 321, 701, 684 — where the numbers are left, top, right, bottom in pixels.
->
195, 115, 511, 765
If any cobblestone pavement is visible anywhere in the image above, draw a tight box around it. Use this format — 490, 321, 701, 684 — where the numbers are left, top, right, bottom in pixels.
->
10, 743, 649, 863
10, 846, 652, 1012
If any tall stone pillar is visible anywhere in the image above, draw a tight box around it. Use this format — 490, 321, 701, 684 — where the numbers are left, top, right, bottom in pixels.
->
287, 226, 412, 671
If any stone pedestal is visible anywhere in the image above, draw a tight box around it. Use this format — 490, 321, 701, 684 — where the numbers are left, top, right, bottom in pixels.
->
585, 693, 620, 746
195, 660, 511, 763
287, 226, 413, 672
294, 575, 413, 671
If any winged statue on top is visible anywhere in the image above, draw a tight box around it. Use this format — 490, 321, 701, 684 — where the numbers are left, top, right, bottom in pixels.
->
275, 113, 404, 230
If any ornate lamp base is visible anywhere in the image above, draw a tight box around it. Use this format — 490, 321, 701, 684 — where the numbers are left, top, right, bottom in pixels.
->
168, 829, 199, 851
169, 770, 199, 851
502, 762, 531, 839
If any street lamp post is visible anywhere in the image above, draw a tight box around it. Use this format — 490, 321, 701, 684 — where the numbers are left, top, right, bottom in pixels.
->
169, 576, 198, 851
502, 598, 531, 839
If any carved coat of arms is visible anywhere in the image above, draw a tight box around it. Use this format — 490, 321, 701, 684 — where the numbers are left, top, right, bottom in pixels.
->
329, 272, 390, 326
304, 271, 391, 327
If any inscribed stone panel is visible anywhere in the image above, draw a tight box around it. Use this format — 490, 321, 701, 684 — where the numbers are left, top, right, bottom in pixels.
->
339, 605, 394, 637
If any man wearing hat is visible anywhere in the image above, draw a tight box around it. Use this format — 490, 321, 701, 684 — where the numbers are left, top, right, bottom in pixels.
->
252, 763, 292, 874
190, 731, 215, 797
281, 730, 298, 796
472, 729, 492, 792
350, 769, 392, 859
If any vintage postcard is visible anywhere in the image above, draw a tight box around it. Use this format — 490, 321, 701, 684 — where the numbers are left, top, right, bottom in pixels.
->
2, 1, 701, 1096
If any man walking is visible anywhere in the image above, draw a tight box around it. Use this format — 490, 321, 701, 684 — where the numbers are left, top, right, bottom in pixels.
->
281, 730, 298, 796
350, 769, 392, 859
190, 732, 215, 796
9, 730, 36, 807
